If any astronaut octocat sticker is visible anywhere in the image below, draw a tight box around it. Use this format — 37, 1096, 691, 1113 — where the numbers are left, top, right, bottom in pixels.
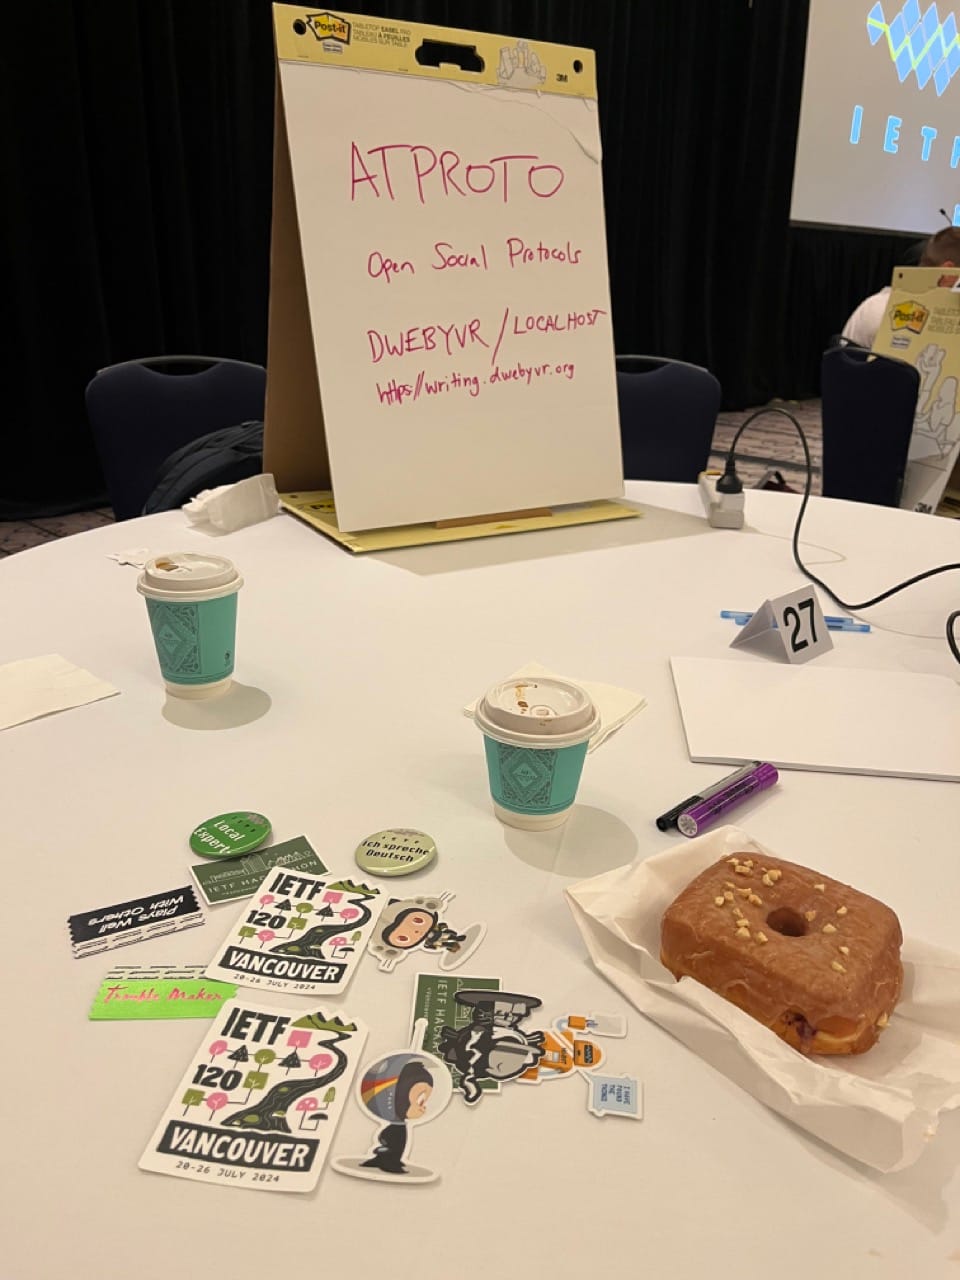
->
332, 1024, 454, 1185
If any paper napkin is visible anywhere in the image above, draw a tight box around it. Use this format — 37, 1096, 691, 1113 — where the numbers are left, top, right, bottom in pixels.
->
566, 825, 960, 1172
183, 473, 280, 533
0, 654, 119, 731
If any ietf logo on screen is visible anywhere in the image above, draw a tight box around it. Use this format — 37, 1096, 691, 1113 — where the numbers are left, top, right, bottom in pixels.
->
849, 103, 960, 174
853, 2, 960, 221
867, 1, 960, 97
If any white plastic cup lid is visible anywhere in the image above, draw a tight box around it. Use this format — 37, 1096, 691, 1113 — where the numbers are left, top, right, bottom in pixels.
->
475, 677, 599, 748
139, 553, 241, 595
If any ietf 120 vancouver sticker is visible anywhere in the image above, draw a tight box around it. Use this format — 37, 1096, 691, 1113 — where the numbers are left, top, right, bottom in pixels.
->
204, 868, 383, 997
139, 998, 367, 1192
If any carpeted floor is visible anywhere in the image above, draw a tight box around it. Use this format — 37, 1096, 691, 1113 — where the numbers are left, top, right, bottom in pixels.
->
0, 399, 823, 558
708, 399, 822, 494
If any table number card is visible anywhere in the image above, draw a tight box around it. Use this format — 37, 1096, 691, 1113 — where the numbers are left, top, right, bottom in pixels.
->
730, 586, 833, 665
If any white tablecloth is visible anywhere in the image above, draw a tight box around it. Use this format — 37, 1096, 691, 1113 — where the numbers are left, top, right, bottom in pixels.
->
1, 483, 958, 1280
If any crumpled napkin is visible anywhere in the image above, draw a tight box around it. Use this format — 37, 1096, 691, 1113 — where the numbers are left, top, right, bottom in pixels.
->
107, 548, 151, 568
183, 474, 280, 533
0, 654, 119, 731
462, 661, 646, 752
565, 825, 960, 1172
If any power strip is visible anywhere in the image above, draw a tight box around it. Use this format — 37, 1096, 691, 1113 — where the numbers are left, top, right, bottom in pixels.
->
698, 471, 745, 529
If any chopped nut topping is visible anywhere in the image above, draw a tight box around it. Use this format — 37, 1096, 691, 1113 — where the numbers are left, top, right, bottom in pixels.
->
876, 1013, 889, 1028
762, 873, 774, 886
755, 931, 768, 944
836, 906, 848, 916
831, 960, 846, 973
804, 910, 817, 922
748, 893, 762, 906
727, 859, 739, 868
839, 945, 850, 956
822, 923, 837, 934
733, 865, 751, 875
767, 869, 782, 882
813, 883, 825, 892
735, 926, 751, 938
724, 891, 734, 902
714, 896, 725, 907
736, 887, 751, 897
743, 859, 754, 867
724, 881, 735, 889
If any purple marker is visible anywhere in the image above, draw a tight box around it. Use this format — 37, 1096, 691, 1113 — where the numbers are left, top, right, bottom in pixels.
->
676, 764, 779, 837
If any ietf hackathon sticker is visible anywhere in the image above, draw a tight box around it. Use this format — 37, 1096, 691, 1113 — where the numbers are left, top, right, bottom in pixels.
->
205, 868, 383, 997
139, 998, 367, 1192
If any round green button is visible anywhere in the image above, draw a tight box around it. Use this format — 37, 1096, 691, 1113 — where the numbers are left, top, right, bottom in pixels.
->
354, 828, 437, 877
190, 812, 271, 859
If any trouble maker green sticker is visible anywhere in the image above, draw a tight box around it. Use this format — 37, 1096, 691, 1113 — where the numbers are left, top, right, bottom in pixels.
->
190, 812, 271, 859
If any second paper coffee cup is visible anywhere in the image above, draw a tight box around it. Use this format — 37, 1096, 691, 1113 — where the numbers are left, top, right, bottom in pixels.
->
137, 553, 243, 699
475, 677, 599, 830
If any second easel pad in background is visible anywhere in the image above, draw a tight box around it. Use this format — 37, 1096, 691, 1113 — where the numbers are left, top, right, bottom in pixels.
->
670, 657, 960, 782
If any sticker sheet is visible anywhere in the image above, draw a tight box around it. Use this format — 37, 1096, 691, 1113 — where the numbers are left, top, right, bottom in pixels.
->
518, 1011, 625, 1085
89, 965, 236, 1020
205, 869, 383, 996
68, 884, 203, 957
139, 997, 367, 1192
367, 891, 486, 973
521, 1011, 642, 1119
587, 1074, 643, 1120
411, 974, 502, 1097
332, 1033, 454, 1185
190, 835, 328, 906
412, 977, 548, 1105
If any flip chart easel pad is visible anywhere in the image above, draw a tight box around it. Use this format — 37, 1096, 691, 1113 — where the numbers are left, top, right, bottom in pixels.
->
871, 267, 960, 515
275, 17, 623, 532
670, 656, 960, 782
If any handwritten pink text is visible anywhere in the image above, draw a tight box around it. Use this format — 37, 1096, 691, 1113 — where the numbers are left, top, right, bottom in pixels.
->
351, 143, 565, 204
367, 318, 489, 363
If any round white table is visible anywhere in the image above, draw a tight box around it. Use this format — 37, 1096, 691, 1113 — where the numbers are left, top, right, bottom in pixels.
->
2, 482, 958, 1280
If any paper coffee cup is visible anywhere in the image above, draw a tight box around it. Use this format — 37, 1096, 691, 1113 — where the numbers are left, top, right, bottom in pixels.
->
137, 553, 243, 699
475, 678, 600, 830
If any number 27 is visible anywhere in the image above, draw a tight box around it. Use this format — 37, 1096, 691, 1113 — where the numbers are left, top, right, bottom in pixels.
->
782, 598, 817, 651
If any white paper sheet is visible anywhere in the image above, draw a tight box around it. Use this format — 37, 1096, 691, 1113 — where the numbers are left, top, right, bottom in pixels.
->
670, 656, 960, 782
565, 826, 960, 1172
0, 654, 119, 731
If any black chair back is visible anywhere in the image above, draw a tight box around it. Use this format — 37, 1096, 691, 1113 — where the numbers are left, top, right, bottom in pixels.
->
615, 356, 721, 482
85, 356, 267, 519
820, 346, 919, 507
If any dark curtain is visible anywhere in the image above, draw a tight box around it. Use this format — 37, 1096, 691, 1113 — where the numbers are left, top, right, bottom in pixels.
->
0, 1, 919, 514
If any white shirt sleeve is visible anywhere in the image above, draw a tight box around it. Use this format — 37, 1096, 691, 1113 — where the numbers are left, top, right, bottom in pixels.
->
841, 288, 891, 349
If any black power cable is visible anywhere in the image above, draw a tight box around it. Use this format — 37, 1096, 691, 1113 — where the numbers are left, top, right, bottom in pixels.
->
719, 407, 960, 667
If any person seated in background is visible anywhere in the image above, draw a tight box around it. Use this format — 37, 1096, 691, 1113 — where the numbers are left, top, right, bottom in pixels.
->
841, 226, 960, 350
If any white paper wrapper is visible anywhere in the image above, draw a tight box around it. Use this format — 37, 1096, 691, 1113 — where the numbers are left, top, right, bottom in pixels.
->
565, 826, 960, 1172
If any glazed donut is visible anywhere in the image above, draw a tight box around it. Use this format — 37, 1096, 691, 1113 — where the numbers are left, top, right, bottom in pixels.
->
660, 854, 903, 1055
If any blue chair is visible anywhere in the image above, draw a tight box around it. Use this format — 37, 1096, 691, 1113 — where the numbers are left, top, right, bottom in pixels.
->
615, 356, 721, 482
85, 356, 267, 519
820, 345, 920, 507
